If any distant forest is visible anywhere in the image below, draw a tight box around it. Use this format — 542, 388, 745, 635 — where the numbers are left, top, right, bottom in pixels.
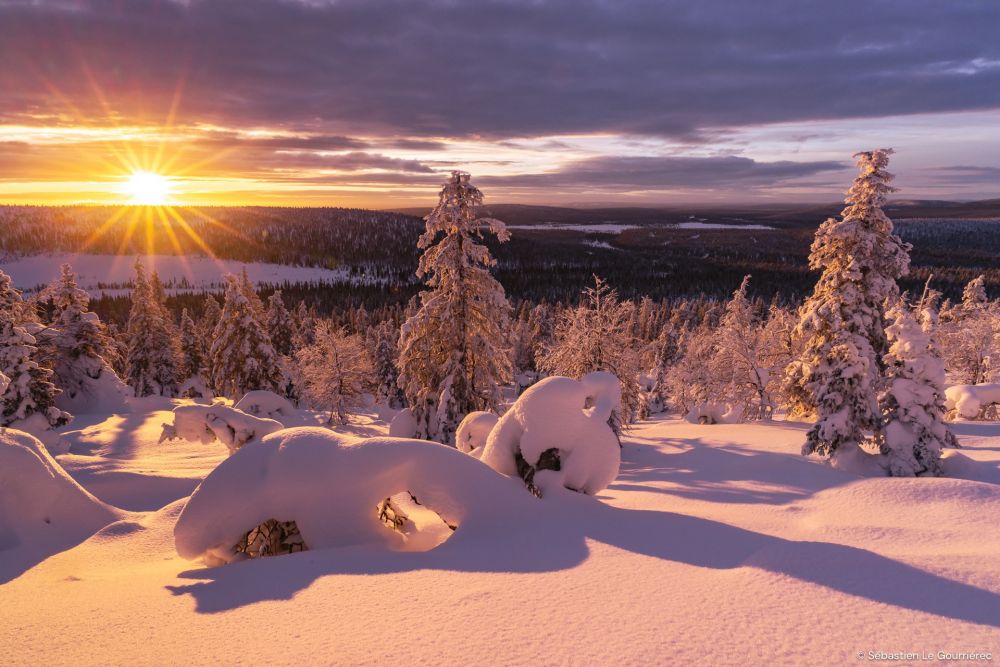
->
2, 203, 999, 324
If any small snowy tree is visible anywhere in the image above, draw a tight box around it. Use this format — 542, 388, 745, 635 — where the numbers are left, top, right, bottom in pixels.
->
540, 276, 641, 430
0, 270, 69, 427
209, 274, 282, 399
371, 320, 406, 409
125, 259, 180, 397
178, 308, 206, 379
397, 171, 513, 443
879, 299, 958, 476
296, 322, 373, 424
266, 291, 295, 357
785, 149, 911, 460
940, 275, 996, 385
39, 264, 125, 410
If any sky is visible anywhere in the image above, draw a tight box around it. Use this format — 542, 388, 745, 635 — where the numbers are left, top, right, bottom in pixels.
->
1, 0, 999, 208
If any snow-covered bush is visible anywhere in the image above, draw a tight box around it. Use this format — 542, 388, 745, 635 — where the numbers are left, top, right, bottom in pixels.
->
234, 390, 296, 419
455, 411, 499, 456
388, 407, 418, 438
939, 275, 998, 385
397, 171, 513, 444
945, 384, 1000, 420
480, 372, 622, 495
0, 428, 118, 556
174, 427, 530, 566
159, 403, 284, 455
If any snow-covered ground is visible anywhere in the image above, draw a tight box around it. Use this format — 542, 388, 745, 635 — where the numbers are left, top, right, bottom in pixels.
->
1, 404, 999, 665
0, 254, 359, 296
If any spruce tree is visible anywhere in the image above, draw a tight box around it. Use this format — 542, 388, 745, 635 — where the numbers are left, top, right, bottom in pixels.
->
178, 308, 205, 381
0, 270, 69, 427
371, 320, 406, 408
266, 291, 295, 357
880, 299, 957, 476
125, 260, 180, 397
785, 149, 911, 460
397, 171, 513, 444
209, 274, 282, 399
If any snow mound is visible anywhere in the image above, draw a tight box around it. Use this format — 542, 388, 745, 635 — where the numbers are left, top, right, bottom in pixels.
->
173, 427, 528, 565
160, 403, 284, 455
0, 428, 119, 570
7, 412, 71, 455
480, 372, 622, 494
945, 384, 1000, 420
234, 390, 295, 419
388, 407, 418, 438
455, 411, 499, 455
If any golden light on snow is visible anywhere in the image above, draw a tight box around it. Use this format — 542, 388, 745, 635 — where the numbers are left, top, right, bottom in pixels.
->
121, 170, 173, 206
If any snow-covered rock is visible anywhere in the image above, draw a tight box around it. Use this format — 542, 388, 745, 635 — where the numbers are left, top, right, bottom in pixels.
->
234, 390, 296, 419
388, 407, 418, 438
0, 428, 119, 558
945, 384, 1000, 420
480, 372, 622, 494
160, 403, 284, 455
455, 411, 498, 455
173, 427, 528, 565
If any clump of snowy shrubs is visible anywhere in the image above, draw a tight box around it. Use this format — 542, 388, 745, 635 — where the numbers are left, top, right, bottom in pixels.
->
159, 402, 284, 455
945, 384, 1000, 421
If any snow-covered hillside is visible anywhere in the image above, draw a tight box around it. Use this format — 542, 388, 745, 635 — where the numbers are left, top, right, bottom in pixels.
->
0, 254, 368, 297
1, 402, 997, 665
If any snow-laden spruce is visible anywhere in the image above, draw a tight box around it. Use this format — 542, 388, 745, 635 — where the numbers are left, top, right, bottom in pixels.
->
209, 273, 282, 399
785, 149, 910, 461
397, 171, 513, 444
540, 276, 641, 429
125, 259, 181, 397
480, 371, 622, 495
266, 291, 295, 357
173, 427, 533, 565
37, 264, 126, 413
0, 270, 69, 428
879, 299, 957, 476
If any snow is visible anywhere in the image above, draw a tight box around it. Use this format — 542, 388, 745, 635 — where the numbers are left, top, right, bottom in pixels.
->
454, 410, 498, 455
946, 383, 1000, 420
233, 390, 296, 419
480, 372, 622, 494
2, 401, 1000, 664
0, 253, 357, 297
388, 407, 418, 438
160, 403, 285, 455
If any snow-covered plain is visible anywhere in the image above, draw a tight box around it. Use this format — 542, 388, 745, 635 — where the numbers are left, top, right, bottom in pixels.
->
1, 399, 998, 665
0, 254, 357, 296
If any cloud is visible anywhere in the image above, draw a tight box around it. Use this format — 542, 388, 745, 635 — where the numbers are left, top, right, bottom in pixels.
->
0, 0, 998, 141
925, 165, 1000, 183
478, 155, 847, 191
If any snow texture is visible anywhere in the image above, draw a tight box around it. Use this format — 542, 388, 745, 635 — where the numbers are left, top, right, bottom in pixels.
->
388, 407, 418, 438
455, 411, 499, 455
160, 403, 285, 455
233, 390, 296, 419
945, 384, 1000, 420
480, 372, 622, 494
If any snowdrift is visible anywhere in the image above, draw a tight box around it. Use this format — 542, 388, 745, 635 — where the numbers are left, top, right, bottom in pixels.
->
0, 428, 120, 581
160, 403, 284, 455
174, 427, 531, 565
233, 390, 296, 419
945, 384, 1000, 420
455, 411, 498, 455
480, 372, 622, 494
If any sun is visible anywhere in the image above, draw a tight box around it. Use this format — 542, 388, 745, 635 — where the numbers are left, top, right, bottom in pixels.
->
122, 170, 172, 205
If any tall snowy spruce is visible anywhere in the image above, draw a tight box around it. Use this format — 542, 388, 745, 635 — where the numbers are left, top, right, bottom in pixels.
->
40, 264, 125, 411
125, 259, 180, 397
879, 299, 957, 476
266, 291, 295, 357
397, 171, 513, 444
785, 149, 911, 461
209, 274, 282, 399
0, 270, 69, 427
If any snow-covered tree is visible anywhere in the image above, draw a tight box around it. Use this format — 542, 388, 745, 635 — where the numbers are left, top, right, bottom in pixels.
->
663, 322, 718, 420
209, 274, 282, 399
266, 291, 295, 357
540, 275, 641, 430
397, 171, 513, 443
371, 320, 405, 408
879, 299, 958, 476
940, 275, 996, 385
125, 259, 180, 397
296, 322, 373, 424
0, 270, 69, 427
40, 264, 125, 411
785, 149, 911, 459
292, 300, 316, 349
178, 308, 204, 380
